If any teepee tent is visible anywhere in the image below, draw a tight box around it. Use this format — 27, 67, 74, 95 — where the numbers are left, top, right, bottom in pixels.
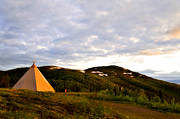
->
13, 63, 55, 93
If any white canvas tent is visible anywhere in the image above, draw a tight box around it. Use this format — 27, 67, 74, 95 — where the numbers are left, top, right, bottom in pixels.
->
13, 63, 55, 92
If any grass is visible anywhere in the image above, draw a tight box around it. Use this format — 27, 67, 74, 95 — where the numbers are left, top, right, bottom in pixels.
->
80, 93, 180, 113
1, 65, 180, 118
1, 89, 180, 119
0, 89, 125, 119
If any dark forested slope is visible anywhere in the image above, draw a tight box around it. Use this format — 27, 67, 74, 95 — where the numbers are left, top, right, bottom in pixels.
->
0, 65, 180, 103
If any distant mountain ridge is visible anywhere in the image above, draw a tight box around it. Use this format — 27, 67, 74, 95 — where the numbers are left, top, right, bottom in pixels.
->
155, 77, 180, 84
0, 65, 180, 103
168, 80, 180, 84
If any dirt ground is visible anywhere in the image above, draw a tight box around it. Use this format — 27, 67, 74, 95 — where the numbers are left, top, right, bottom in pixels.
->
103, 101, 180, 119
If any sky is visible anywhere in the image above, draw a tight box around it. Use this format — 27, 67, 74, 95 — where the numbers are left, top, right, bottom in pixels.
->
0, 0, 180, 83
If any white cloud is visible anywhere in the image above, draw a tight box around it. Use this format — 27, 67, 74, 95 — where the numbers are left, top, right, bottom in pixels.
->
96, 11, 109, 17
37, 45, 47, 50
129, 37, 139, 43
0, 0, 180, 82
166, 27, 180, 40
87, 35, 98, 41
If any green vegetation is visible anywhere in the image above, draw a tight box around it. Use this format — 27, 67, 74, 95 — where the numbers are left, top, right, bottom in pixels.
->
0, 65, 180, 118
0, 89, 127, 119
0, 89, 180, 119
84, 92, 180, 113
1, 65, 180, 103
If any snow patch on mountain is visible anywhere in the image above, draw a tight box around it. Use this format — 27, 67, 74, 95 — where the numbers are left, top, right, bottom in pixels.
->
91, 71, 108, 77
49, 66, 63, 70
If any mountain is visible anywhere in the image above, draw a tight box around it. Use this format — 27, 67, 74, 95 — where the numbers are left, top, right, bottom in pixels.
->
86, 66, 180, 102
155, 77, 180, 84
0, 65, 180, 103
1, 65, 180, 118
168, 80, 180, 84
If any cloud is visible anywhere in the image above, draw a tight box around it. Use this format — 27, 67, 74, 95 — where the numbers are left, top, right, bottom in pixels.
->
140, 69, 158, 74
129, 37, 139, 43
166, 27, 180, 40
0, 0, 180, 79
139, 47, 177, 56
96, 11, 109, 17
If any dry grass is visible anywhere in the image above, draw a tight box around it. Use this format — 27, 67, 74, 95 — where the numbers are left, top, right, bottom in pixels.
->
103, 101, 180, 119
0, 89, 180, 119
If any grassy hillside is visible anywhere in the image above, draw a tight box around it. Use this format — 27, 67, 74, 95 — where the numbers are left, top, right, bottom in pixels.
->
0, 65, 180, 104
86, 66, 180, 103
0, 89, 180, 119
0, 89, 111, 118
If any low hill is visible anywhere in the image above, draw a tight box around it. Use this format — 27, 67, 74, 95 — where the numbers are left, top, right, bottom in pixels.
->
86, 66, 180, 102
0, 65, 180, 118
0, 65, 180, 104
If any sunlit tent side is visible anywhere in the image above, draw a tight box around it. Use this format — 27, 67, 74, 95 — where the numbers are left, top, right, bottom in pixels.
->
12, 63, 55, 93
